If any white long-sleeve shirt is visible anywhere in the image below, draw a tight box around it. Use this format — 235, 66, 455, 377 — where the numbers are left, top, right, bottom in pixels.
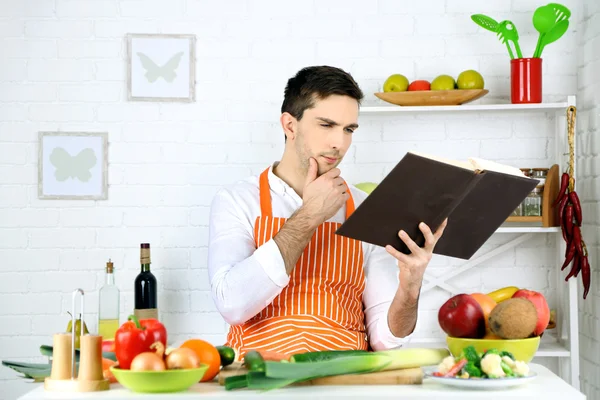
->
207, 163, 420, 350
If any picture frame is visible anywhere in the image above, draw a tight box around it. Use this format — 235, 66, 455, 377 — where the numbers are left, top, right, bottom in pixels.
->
126, 33, 196, 102
38, 131, 108, 200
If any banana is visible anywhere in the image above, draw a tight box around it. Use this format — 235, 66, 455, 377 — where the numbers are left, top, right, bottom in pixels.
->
487, 286, 519, 303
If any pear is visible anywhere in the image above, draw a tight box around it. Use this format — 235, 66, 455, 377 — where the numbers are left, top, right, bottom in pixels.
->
66, 312, 89, 349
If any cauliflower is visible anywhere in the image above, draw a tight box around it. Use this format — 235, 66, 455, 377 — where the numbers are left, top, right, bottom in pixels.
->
502, 355, 516, 369
512, 360, 530, 377
437, 355, 456, 375
480, 353, 506, 378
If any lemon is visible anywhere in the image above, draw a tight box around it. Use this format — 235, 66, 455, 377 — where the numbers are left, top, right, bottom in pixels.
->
383, 74, 409, 92
457, 70, 485, 89
431, 75, 456, 91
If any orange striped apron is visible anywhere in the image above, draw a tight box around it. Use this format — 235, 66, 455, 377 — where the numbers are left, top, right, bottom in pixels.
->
226, 167, 369, 358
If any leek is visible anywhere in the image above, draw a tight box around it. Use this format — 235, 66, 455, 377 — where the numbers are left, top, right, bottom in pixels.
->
377, 348, 450, 371
265, 354, 392, 380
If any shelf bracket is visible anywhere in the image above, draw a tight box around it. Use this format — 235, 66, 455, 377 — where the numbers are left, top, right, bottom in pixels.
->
422, 233, 535, 294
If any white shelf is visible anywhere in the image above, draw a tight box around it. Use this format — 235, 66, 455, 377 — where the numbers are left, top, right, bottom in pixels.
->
360, 101, 570, 114
496, 226, 560, 233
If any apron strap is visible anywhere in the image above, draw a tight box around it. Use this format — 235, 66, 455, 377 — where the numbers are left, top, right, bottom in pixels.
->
344, 182, 355, 220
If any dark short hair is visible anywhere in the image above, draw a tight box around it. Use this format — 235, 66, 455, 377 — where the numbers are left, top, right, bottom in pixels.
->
281, 66, 364, 125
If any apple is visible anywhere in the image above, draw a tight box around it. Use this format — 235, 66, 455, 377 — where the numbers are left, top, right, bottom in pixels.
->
438, 294, 486, 339
408, 80, 430, 91
383, 74, 409, 92
355, 182, 378, 194
512, 289, 550, 336
431, 74, 456, 91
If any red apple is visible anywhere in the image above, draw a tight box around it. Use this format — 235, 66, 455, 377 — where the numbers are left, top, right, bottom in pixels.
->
408, 80, 431, 91
438, 294, 486, 338
512, 289, 550, 336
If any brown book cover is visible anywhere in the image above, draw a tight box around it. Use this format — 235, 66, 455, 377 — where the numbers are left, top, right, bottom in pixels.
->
336, 152, 539, 260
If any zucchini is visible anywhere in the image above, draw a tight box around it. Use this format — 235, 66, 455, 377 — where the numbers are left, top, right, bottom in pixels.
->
243, 350, 265, 372
216, 345, 235, 367
290, 349, 369, 363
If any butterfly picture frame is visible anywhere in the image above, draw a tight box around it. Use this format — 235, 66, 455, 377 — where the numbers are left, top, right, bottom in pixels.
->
127, 33, 196, 102
38, 131, 108, 200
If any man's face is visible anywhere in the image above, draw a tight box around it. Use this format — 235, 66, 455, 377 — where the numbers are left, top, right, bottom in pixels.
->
294, 95, 359, 176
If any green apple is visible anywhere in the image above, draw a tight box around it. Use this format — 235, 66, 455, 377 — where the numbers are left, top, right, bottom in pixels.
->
431, 74, 456, 91
383, 74, 409, 92
457, 69, 485, 89
355, 182, 378, 194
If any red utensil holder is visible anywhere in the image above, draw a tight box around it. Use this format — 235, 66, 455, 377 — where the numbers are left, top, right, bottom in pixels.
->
511, 58, 542, 104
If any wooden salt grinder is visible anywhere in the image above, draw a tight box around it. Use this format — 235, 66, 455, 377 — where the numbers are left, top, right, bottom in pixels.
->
44, 289, 110, 392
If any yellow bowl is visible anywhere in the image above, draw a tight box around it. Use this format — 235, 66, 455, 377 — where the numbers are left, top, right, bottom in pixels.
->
446, 336, 540, 363
110, 365, 208, 393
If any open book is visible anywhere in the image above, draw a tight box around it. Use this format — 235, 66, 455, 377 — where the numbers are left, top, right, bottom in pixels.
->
335, 152, 538, 260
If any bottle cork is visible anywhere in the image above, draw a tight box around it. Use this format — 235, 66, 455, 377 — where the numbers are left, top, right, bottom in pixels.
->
106, 258, 113, 274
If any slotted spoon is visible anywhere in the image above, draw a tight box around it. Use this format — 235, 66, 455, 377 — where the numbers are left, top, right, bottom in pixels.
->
471, 14, 500, 32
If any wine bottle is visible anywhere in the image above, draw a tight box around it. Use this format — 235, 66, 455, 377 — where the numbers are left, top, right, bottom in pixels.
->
98, 259, 120, 340
134, 243, 158, 320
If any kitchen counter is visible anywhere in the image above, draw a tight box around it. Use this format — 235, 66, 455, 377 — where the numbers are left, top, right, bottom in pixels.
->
17, 364, 585, 400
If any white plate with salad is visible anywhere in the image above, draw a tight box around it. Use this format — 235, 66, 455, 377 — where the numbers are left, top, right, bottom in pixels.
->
424, 346, 537, 390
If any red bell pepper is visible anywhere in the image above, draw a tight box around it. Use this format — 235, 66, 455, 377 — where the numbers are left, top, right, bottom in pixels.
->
114, 314, 167, 369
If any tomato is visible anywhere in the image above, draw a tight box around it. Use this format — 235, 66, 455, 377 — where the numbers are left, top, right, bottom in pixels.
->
179, 339, 221, 382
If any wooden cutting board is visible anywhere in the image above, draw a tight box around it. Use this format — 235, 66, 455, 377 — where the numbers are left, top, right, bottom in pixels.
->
217, 362, 423, 386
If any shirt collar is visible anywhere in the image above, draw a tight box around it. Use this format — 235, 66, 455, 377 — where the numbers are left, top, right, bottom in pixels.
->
267, 162, 301, 202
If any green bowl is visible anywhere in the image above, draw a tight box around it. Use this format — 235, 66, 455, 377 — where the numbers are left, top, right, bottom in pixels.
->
110, 365, 208, 393
446, 336, 540, 363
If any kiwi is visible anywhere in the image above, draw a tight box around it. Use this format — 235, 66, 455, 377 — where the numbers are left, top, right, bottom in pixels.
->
488, 298, 538, 339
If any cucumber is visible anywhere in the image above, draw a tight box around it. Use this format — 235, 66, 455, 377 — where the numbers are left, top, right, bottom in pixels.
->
290, 349, 370, 363
216, 345, 235, 367
243, 350, 265, 372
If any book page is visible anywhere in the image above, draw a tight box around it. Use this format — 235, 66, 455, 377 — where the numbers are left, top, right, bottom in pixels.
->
468, 157, 527, 177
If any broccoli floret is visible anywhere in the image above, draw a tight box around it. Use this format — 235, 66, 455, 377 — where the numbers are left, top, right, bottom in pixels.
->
463, 361, 482, 378
500, 350, 515, 360
460, 346, 481, 365
482, 348, 501, 358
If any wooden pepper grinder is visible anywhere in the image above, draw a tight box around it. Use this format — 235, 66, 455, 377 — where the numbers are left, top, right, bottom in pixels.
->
45, 289, 110, 392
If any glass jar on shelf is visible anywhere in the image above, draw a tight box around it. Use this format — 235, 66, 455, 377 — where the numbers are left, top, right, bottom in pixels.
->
511, 202, 523, 216
523, 187, 543, 216
531, 168, 549, 189
520, 168, 532, 178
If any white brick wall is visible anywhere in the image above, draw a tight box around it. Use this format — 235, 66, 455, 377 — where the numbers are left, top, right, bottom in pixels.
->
578, 0, 600, 399
0, 0, 594, 399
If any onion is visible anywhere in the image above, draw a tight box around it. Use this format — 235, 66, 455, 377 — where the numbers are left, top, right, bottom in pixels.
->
165, 347, 200, 370
130, 352, 166, 371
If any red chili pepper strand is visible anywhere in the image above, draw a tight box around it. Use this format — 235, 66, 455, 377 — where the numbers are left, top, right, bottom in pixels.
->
581, 254, 591, 299
573, 226, 583, 256
565, 252, 580, 281
569, 191, 583, 225
553, 172, 570, 206
561, 240, 576, 271
558, 193, 570, 243
564, 204, 574, 238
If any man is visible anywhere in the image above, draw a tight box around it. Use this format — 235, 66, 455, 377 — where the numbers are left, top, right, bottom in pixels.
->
208, 65, 447, 357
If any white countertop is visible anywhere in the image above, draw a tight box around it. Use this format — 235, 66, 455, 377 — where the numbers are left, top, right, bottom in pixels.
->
17, 364, 585, 400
